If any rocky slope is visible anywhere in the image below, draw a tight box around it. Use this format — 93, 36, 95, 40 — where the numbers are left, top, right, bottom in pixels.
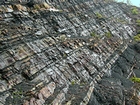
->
0, 0, 139, 105
88, 42, 140, 105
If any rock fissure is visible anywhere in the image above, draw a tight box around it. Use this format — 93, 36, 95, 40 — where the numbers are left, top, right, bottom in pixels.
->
0, 0, 140, 105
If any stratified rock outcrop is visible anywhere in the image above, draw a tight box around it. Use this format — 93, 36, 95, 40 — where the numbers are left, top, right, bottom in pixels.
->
0, 0, 139, 105
88, 42, 140, 105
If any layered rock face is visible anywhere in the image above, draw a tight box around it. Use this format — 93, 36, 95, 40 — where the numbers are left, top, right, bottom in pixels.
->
0, 0, 139, 105
88, 42, 140, 105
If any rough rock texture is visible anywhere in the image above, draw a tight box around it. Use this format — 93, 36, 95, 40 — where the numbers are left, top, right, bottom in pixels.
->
0, 0, 139, 105
88, 43, 140, 105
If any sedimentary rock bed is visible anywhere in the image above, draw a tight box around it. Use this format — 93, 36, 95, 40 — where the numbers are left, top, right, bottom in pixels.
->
0, 0, 139, 105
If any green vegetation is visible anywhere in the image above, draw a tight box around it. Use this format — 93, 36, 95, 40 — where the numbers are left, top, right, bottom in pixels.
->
90, 32, 97, 37
63, 53, 67, 58
130, 77, 140, 83
12, 89, 23, 98
105, 32, 112, 38
90, 32, 101, 39
136, 19, 140, 26
90, 32, 112, 39
134, 34, 140, 42
71, 80, 76, 85
137, 30, 140, 34
131, 7, 139, 15
96, 13, 103, 19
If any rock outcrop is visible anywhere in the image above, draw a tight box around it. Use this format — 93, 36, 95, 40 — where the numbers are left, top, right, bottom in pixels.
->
0, 0, 139, 105
88, 42, 140, 105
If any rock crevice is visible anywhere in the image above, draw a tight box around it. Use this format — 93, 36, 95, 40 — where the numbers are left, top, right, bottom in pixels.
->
0, 0, 139, 105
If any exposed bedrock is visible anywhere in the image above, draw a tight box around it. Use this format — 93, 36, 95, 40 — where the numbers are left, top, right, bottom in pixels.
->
88, 43, 140, 105
0, 0, 139, 105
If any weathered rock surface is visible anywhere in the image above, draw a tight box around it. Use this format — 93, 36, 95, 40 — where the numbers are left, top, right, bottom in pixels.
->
0, 0, 139, 105
88, 43, 140, 105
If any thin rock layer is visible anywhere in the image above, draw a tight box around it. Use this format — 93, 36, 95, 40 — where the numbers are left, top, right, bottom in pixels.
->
0, 0, 139, 105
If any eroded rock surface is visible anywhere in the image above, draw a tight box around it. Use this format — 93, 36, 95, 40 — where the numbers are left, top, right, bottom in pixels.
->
88, 43, 140, 105
0, 0, 139, 105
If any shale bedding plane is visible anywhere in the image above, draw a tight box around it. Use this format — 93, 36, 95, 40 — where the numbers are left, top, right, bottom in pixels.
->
0, 0, 139, 105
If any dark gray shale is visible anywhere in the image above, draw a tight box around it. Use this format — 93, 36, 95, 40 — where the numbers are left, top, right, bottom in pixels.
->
88, 43, 140, 105
0, 0, 137, 105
